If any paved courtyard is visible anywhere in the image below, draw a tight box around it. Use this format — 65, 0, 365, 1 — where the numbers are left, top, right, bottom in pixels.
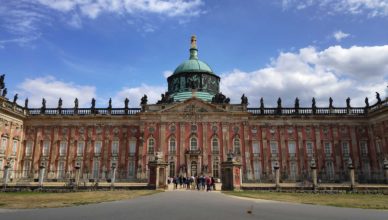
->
1, 191, 388, 220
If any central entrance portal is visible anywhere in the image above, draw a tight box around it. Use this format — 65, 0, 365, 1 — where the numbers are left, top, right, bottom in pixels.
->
191, 161, 197, 176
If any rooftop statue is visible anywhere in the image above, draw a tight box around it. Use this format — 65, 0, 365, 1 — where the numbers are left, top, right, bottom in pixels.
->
124, 98, 129, 108
13, 93, 18, 104
260, 97, 264, 109
329, 97, 333, 108
312, 97, 316, 108
295, 97, 300, 109
91, 98, 96, 109
24, 98, 29, 109
58, 98, 62, 109
108, 98, 112, 109
365, 97, 369, 108
346, 97, 351, 108
277, 97, 282, 108
41, 98, 46, 110
74, 98, 79, 109
0, 74, 5, 90
376, 92, 381, 104
141, 94, 148, 105
241, 94, 248, 105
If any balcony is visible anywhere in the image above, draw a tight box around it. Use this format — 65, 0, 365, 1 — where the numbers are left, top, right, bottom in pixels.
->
186, 149, 201, 155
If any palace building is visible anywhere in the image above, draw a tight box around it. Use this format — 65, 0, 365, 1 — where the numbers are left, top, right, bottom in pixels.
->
0, 36, 387, 185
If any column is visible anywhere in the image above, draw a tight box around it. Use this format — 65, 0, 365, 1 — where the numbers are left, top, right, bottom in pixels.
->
348, 158, 356, 189
38, 163, 45, 187
274, 161, 280, 189
310, 158, 317, 190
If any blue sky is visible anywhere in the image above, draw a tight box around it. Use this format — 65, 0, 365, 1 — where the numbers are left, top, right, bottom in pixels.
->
0, 0, 387, 108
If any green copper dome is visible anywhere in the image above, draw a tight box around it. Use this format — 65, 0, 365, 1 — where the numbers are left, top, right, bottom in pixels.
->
173, 58, 213, 75
167, 36, 220, 102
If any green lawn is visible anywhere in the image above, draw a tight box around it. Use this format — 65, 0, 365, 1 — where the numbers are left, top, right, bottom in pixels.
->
0, 190, 160, 209
224, 191, 388, 210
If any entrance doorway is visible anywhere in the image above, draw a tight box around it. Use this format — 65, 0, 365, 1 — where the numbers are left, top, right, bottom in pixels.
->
191, 161, 197, 176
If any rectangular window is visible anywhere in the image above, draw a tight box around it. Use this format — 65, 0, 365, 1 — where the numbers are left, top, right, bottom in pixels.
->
288, 141, 296, 155
0, 159, 3, 170
212, 161, 220, 178
290, 162, 297, 180
12, 140, 18, 155
58, 161, 65, 179
129, 140, 136, 155
23, 161, 31, 177
324, 142, 332, 155
253, 160, 261, 181
25, 141, 33, 156
306, 142, 314, 156
342, 142, 350, 157
360, 141, 368, 156
326, 161, 334, 180
42, 140, 50, 156
59, 141, 67, 156
112, 140, 119, 154
252, 141, 260, 156
270, 142, 278, 155
95, 141, 102, 155
1, 137, 7, 153
128, 160, 135, 177
77, 141, 84, 156
93, 160, 99, 179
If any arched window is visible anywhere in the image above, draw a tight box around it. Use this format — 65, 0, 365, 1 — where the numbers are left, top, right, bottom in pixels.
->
233, 137, 241, 155
148, 138, 155, 154
169, 137, 176, 154
190, 137, 197, 150
212, 137, 219, 153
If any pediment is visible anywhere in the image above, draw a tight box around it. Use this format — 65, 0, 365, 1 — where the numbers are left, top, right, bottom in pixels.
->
160, 97, 226, 113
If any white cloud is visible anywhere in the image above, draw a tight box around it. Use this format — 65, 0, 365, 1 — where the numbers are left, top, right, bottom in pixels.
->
220, 45, 388, 107
282, 0, 388, 17
333, 30, 350, 41
163, 70, 173, 78
0, 0, 204, 47
113, 84, 166, 107
16, 76, 96, 108
36, 0, 204, 18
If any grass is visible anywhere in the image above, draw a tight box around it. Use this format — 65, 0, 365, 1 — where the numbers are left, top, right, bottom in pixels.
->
224, 191, 388, 210
0, 190, 160, 209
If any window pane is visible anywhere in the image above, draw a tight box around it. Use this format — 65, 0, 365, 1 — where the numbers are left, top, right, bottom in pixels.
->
288, 141, 296, 154
252, 141, 260, 155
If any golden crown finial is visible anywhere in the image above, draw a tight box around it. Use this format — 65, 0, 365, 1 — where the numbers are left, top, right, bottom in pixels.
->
191, 35, 197, 48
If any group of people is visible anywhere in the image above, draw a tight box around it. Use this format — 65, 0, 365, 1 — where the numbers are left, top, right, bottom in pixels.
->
168, 175, 217, 191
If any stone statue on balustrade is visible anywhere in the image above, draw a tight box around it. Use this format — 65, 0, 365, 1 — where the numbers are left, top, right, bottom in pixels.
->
329, 97, 334, 108
294, 97, 300, 109
108, 98, 112, 109
74, 98, 79, 109
212, 92, 230, 104
346, 97, 351, 108
91, 98, 96, 109
58, 98, 62, 109
376, 92, 381, 104
124, 98, 129, 109
141, 94, 148, 105
13, 93, 18, 104
241, 94, 248, 105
